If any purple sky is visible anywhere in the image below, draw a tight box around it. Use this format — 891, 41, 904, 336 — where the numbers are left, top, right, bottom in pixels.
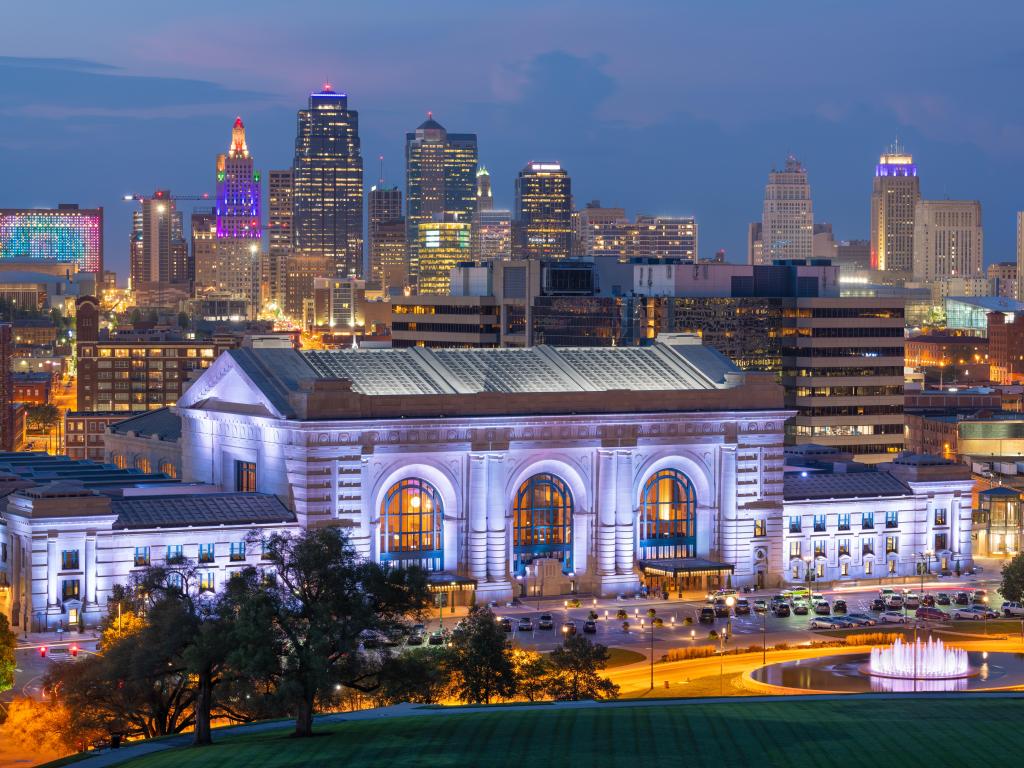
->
1, 1, 1022, 277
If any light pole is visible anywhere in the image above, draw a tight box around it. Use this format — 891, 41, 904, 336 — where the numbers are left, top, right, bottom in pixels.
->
983, 595, 990, 635
762, 606, 767, 666
725, 595, 735, 648
649, 616, 656, 691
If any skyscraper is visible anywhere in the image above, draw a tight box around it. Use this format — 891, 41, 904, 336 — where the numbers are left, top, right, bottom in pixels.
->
368, 185, 406, 291
514, 162, 572, 260
476, 166, 493, 212
195, 117, 262, 314
405, 116, 477, 284
417, 216, 471, 295
870, 141, 920, 274
290, 84, 364, 316
1016, 213, 1024, 302
471, 210, 512, 262
266, 169, 293, 308
635, 216, 698, 261
760, 155, 812, 264
912, 199, 983, 285
129, 191, 190, 305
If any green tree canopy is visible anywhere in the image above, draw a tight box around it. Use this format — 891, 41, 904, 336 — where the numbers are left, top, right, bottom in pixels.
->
1001, 553, 1024, 603
545, 635, 619, 701
445, 605, 518, 705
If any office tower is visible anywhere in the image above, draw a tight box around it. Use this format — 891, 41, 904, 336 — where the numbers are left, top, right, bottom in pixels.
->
1017, 213, 1024, 303
289, 84, 364, 316
0, 204, 103, 274
471, 210, 512, 262
266, 169, 293, 307
416, 216, 471, 294
912, 200, 983, 285
193, 117, 262, 315
514, 162, 572, 260
476, 166, 493, 212
760, 155, 812, 264
405, 115, 478, 283
834, 240, 871, 271
988, 262, 1017, 299
575, 201, 629, 258
0, 323, 11, 451
129, 191, 190, 305
368, 185, 406, 291
190, 208, 216, 294
747, 222, 763, 265
870, 141, 919, 273
812, 223, 837, 261
635, 216, 698, 261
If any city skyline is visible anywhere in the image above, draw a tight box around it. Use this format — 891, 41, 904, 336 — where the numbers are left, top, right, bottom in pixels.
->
2, 1, 1023, 279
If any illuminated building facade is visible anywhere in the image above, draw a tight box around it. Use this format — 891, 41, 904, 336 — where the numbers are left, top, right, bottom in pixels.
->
514, 162, 572, 260
290, 85, 364, 315
405, 116, 478, 284
870, 142, 919, 273
417, 216, 471, 295
368, 185, 405, 291
0, 204, 103, 274
471, 209, 512, 262
760, 155, 812, 264
129, 191, 190, 307
635, 215, 697, 261
476, 166, 493, 212
266, 169, 293, 307
912, 199, 983, 286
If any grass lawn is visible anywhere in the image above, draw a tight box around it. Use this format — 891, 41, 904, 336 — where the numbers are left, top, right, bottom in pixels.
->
604, 647, 645, 668
108, 698, 1024, 768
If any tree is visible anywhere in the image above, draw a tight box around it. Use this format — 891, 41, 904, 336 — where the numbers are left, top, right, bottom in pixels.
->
1002, 553, 1024, 602
510, 648, 548, 702
0, 613, 15, 693
376, 648, 452, 705
26, 404, 60, 435
445, 606, 518, 704
229, 528, 430, 737
544, 636, 619, 701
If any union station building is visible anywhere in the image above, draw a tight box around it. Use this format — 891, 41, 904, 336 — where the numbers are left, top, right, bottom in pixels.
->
0, 336, 976, 628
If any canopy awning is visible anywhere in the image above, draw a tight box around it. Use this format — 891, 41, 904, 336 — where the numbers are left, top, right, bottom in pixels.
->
638, 558, 735, 578
426, 573, 478, 593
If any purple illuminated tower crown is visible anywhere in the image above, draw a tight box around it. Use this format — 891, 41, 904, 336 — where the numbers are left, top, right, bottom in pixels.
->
215, 117, 262, 239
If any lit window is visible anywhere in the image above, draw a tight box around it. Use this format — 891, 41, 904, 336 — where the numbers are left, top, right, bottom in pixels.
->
235, 460, 257, 493
230, 542, 246, 562
134, 547, 150, 567
380, 478, 444, 571
62, 579, 80, 601
753, 519, 766, 538
199, 572, 215, 592
638, 469, 697, 559
166, 544, 183, 563
198, 543, 215, 564
61, 550, 80, 570
513, 473, 574, 575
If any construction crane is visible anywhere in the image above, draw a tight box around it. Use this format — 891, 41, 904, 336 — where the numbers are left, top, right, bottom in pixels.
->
122, 191, 211, 203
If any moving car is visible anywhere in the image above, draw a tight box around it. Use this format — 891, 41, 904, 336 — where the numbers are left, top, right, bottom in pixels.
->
583, 619, 597, 634
845, 613, 877, 626
699, 607, 716, 624
878, 611, 907, 624
936, 592, 951, 606
1002, 601, 1024, 617
518, 617, 534, 631
973, 590, 988, 604
809, 617, 839, 629
561, 621, 577, 636
773, 603, 791, 618
832, 599, 847, 614
813, 601, 831, 615
714, 599, 731, 618
916, 606, 951, 623
538, 613, 554, 630
734, 598, 752, 615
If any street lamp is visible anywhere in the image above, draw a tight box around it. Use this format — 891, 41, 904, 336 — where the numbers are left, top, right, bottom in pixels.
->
725, 595, 735, 647
649, 613, 656, 691
983, 595, 990, 636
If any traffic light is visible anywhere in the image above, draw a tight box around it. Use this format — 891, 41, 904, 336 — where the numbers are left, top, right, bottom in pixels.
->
38, 646, 46, 658
70, 644, 78, 658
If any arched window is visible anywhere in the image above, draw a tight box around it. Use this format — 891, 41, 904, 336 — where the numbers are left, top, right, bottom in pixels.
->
159, 461, 178, 479
380, 478, 443, 571
135, 456, 152, 474
639, 469, 697, 559
513, 473, 573, 575
112, 454, 127, 469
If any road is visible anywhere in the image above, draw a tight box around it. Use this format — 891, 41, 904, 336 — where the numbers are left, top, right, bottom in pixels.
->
3, 639, 99, 707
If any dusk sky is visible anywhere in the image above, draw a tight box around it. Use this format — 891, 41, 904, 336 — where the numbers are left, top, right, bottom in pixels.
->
2, 0, 1022, 278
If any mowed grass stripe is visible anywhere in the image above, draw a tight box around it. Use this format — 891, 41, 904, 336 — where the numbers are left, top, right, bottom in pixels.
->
113, 698, 1024, 768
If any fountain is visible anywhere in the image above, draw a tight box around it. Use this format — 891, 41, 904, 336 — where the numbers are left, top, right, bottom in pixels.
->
868, 637, 971, 680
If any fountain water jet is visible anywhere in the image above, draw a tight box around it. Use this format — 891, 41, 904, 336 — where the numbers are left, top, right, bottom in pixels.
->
869, 637, 971, 680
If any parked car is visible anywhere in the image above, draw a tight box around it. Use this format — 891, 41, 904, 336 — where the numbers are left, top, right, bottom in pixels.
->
954, 592, 971, 606
922, 594, 936, 607
428, 631, 446, 646
971, 605, 999, 619
916, 606, 951, 623
538, 613, 554, 630
583, 619, 597, 634
565, 598, 582, 608
699, 607, 716, 624
884, 594, 904, 610
714, 599, 731, 618
831, 617, 857, 628
809, 617, 839, 630
845, 613, 877, 626
870, 598, 886, 612
498, 617, 513, 632
972, 590, 988, 604
936, 592, 952, 606
561, 621, 577, 636
406, 631, 425, 646
833, 599, 847, 614
734, 598, 752, 615
773, 603, 791, 618
770, 594, 787, 607
518, 617, 534, 631
879, 587, 895, 598
813, 601, 831, 615
903, 593, 921, 610
952, 606, 992, 620
1002, 601, 1024, 617
753, 599, 768, 613
707, 588, 738, 603
792, 601, 809, 615
878, 611, 907, 624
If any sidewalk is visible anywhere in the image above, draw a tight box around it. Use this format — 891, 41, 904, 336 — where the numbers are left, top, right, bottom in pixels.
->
15, 630, 100, 651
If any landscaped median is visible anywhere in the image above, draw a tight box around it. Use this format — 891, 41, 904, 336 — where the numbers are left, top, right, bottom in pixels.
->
37, 696, 1024, 768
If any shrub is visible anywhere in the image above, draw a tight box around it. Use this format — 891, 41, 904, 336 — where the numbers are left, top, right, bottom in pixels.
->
665, 645, 717, 662
646, 608, 657, 618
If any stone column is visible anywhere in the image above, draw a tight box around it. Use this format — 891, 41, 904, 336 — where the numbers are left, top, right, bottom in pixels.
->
10, 533, 21, 625
467, 454, 488, 583
46, 535, 58, 608
718, 444, 737, 564
84, 534, 97, 607
614, 450, 635, 575
596, 450, 617, 576
485, 454, 506, 583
